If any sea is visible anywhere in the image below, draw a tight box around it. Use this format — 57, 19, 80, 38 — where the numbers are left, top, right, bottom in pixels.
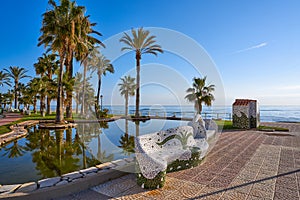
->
29, 105, 300, 122
106, 105, 300, 123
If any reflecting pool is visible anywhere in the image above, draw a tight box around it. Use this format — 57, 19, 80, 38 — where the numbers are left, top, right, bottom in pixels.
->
0, 119, 188, 185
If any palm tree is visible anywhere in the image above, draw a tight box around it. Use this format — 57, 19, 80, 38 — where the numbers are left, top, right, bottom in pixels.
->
118, 76, 135, 117
4, 66, 29, 109
39, 0, 103, 123
120, 28, 163, 117
34, 53, 58, 115
0, 71, 11, 87
88, 48, 114, 109
185, 76, 215, 114
28, 78, 40, 113
73, 72, 83, 114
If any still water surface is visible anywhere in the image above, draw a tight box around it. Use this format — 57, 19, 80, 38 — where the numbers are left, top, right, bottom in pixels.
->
0, 119, 187, 185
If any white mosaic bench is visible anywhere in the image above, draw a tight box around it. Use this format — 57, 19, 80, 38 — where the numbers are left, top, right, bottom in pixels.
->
135, 116, 217, 189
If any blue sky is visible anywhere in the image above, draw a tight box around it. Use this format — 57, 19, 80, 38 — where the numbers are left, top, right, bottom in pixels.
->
0, 0, 299, 106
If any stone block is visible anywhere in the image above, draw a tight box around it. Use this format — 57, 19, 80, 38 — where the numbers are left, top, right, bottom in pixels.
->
16, 182, 37, 193
38, 177, 61, 188
0, 184, 21, 194
61, 171, 83, 181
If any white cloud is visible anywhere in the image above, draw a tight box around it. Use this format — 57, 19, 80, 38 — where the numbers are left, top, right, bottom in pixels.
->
232, 42, 267, 54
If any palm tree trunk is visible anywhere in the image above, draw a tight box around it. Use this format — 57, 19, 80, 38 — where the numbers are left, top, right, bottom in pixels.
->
56, 55, 65, 124
125, 93, 128, 117
75, 94, 79, 114
33, 97, 37, 114
125, 119, 128, 134
14, 82, 18, 109
46, 96, 51, 115
96, 74, 102, 106
40, 95, 45, 116
66, 57, 73, 119
80, 62, 87, 115
135, 55, 140, 118
198, 100, 202, 114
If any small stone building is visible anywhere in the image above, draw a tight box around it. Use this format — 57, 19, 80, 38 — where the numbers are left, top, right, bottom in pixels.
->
232, 99, 260, 129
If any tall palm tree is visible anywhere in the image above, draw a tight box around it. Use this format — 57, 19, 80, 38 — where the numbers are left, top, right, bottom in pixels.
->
4, 66, 29, 109
39, 0, 103, 122
120, 28, 163, 117
73, 72, 83, 114
185, 76, 215, 114
34, 53, 58, 115
118, 76, 135, 117
0, 71, 11, 87
28, 78, 40, 114
88, 48, 114, 109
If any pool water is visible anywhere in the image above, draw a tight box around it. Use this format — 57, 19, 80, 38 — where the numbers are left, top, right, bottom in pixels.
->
0, 119, 188, 185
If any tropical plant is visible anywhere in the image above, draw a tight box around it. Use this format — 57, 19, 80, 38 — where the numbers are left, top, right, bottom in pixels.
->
38, 0, 103, 123
34, 53, 58, 114
27, 78, 41, 113
73, 72, 83, 114
16, 82, 26, 110
0, 71, 11, 87
4, 66, 29, 109
185, 76, 215, 114
118, 76, 135, 117
88, 48, 114, 111
120, 28, 163, 117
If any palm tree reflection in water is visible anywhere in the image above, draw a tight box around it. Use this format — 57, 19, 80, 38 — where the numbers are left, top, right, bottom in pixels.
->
118, 119, 135, 156
22, 122, 113, 179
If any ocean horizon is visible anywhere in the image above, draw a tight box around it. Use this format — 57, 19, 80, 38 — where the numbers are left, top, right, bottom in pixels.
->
24, 104, 300, 123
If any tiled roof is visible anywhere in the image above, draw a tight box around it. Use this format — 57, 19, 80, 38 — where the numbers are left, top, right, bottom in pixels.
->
233, 99, 257, 106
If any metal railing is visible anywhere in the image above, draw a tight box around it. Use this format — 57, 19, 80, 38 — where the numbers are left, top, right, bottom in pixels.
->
108, 110, 232, 120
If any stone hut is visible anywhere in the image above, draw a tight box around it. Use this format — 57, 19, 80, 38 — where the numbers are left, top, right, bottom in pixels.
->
232, 99, 260, 129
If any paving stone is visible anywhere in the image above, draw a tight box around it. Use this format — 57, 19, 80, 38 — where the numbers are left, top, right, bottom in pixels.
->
249, 187, 274, 199
252, 182, 275, 194
275, 185, 299, 198
221, 191, 248, 200
274, 191, 299, 200
92, 176, 137, 197
38, 177, 61, 188
16, 182, 37, 193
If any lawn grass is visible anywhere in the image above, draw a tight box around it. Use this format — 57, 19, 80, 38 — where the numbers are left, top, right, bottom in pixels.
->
215, 120, 289, 131
215, 120, 238, 130
0, 113, 57, 135
0, 125, 12, 135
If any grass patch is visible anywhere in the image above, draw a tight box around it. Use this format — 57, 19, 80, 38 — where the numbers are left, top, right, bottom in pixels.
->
215, 120, 289, 131
21, 113, 56, 121
0, 113, 57, 135
0, 125, 12, 135
215, 120, 239, 130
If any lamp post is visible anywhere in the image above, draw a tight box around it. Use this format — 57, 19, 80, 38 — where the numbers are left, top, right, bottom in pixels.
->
100, 95, 103, 111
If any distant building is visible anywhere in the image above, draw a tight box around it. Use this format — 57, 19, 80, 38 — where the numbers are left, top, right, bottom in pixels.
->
232, 99, 260, 129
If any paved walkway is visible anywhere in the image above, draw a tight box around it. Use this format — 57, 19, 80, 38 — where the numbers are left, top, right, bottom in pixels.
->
58, 122, 300, 200
0, 112, 22, 126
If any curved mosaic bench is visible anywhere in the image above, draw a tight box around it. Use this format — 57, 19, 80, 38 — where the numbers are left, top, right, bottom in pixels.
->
135, 116, 217, 189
